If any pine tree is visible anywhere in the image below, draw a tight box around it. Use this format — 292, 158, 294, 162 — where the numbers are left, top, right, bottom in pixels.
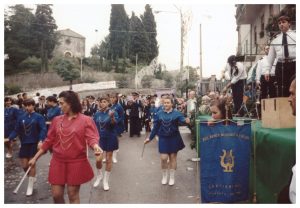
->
109, 4, 129, 60
32, 4, 58, 73
141, 4, 159, 63
129, 12, 150, 64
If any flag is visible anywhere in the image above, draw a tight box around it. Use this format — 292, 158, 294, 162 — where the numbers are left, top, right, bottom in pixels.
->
199, 120, 251, 203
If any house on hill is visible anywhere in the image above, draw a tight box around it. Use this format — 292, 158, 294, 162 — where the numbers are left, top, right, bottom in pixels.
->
54, 28, 85, 58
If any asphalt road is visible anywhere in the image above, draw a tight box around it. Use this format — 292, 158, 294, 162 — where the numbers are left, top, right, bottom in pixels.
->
4, 126, 200, 204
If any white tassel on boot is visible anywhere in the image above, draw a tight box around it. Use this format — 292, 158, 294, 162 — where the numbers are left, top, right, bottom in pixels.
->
103, 171, 111, 191
112, 151, 118, 163
161, 169, 168, 185
93, 169, 103, 187
26, 176, 36, 196
169, 169, 175, 186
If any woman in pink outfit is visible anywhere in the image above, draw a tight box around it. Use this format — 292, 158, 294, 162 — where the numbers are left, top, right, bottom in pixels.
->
29, 91, 103, 204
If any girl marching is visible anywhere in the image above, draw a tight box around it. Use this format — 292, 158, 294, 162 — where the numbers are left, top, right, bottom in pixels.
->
144, 96, 190, 186
93, 96, 119, 191
4, 97, 20, 158
7, 98, 47, 196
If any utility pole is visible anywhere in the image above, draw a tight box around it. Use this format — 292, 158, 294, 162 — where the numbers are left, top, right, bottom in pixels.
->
199, 24, 203, 81
180, 11, 184, 73
80, 57, 83, 81
135, 54, 138, 90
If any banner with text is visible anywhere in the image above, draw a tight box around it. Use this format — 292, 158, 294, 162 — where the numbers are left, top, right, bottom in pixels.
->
199, 121, 251, 203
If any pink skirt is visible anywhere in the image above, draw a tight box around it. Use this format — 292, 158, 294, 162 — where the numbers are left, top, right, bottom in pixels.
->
48, 157, 94, 185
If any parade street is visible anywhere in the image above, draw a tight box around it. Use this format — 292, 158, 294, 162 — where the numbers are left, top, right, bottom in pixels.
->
4, 126, 200, 204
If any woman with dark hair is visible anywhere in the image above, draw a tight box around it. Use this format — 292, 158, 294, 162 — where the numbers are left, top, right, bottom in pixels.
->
28, 91, 102, 203
7, 98, 47, 196
4, 97, 20, 158
144, 96, 190, 186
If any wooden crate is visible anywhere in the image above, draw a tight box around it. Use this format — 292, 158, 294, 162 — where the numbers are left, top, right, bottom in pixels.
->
261, 97, 295, 128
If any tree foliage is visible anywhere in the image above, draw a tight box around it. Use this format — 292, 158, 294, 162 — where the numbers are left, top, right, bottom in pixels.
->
32, 4, 58, 73
141, 4, 158, 63
4, 5, 36, 73
128, 12, 150, 64
109, 4, 129, 60
53, 58, 80, 90
4, 4, 58, 74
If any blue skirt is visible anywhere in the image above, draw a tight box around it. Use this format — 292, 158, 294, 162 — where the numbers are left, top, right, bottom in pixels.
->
100, 136, 119, 152
19, 143, 38, 158
158, 133, 185, 154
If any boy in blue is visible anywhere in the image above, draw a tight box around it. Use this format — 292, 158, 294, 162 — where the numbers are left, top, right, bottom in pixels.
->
110, 93, 125, 163
8, 98, 47, 196
93, 97, 119, 191
144, 96, 190, 186
4, 97, 20, 158
45, 95, 61, 129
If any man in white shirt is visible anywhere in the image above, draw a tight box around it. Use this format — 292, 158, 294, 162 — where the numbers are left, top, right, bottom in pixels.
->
256, 45, 277, 99
186, 90, 197, 118
222, 55, 247, 115
266, 15, 296, 97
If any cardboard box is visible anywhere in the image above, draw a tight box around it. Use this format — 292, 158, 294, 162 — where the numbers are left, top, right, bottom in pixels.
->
261, 97, 295, 128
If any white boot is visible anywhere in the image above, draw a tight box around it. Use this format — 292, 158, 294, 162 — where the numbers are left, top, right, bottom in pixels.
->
169, 169, 175, 186
26, 176, 36, 196
112, 151, 118, 163
103, 171, 111, 191
161, 169, 168, 185
93, 169, 103, 187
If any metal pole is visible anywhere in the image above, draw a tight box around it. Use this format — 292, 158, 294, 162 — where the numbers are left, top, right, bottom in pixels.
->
199, 24, 202, 80
180, 11, 184, 73
80, 57, 83, 81
135, 54, 138, 90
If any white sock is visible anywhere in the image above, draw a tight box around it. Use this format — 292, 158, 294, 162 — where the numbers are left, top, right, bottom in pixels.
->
161, 169, 168, 185
169, 169, 175, 186
103, 171, 111, 191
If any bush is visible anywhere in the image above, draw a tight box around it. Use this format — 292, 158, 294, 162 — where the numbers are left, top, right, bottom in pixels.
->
114, 74, 129, 88
141, 75, 154, 88
5, 84, 22, 95
18, 56, 41, 72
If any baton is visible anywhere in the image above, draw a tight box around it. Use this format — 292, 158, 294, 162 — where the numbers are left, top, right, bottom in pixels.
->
141, 143, 146, 158
13, 166, 32, 194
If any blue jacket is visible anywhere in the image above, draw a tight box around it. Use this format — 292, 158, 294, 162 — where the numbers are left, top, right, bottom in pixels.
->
111, 103, 125, 134
149, 109, 186, 140
9, 112, 47, 144
93, 109, 119, 138
4, 107, 20, 138
46, 105, 61, 121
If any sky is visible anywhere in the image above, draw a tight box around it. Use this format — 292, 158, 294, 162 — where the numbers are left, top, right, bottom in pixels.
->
49, 3, 238, 79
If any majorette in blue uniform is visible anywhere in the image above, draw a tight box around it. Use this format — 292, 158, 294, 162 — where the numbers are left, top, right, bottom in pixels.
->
9, 111, 47, 158
46, 105, 61, 122
93, 109, 119, 152
149, 108, 187, 153
5, 106, 20, 138
110, 103, 125, 135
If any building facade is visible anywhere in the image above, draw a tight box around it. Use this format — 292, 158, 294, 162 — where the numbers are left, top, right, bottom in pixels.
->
53, 29, 85, 58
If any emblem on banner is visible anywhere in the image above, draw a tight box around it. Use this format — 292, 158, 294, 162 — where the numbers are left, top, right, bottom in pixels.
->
220, 149, 234, 172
